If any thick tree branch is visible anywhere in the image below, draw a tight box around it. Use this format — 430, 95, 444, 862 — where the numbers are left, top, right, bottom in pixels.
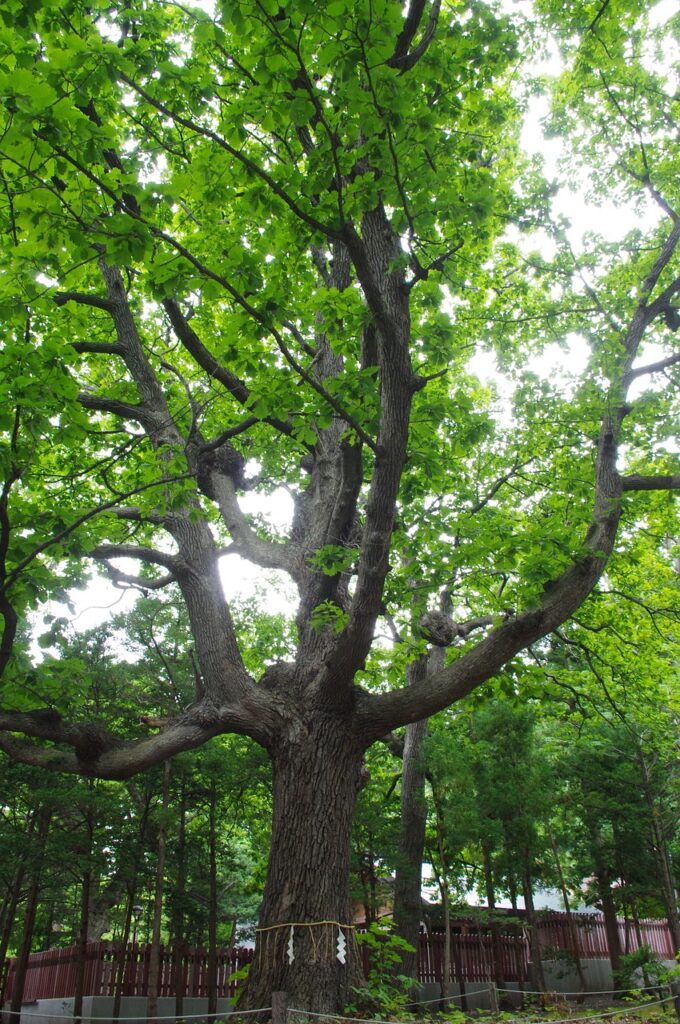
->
72, 342, 125, 355
208, 473, 294, 575
91, 543, 179, 569
162, 299, 298, 443
624, 351, 680, 382
78, 392, 146, 422
201, 418, 260, 451
54, 291, 114, 312
388, 0, 441, 73
621, 473, 680, 491
99, 566, 176, 591
0, 699, 277, 778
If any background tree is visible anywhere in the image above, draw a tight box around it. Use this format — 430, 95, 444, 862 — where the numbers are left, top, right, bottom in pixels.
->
0, 0, 678, 1012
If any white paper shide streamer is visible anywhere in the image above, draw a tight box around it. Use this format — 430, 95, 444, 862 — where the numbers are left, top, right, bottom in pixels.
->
336, 927, 347, 964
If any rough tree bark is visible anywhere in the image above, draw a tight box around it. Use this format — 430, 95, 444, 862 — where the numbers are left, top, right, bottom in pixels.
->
392, 660, 429, 984
241, 717, 366, 1013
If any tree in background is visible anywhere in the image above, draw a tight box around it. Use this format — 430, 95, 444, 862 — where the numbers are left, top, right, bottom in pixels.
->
0, 0, 678, 1010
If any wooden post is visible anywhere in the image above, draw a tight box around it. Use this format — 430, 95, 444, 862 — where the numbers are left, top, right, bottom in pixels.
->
272, 990, 288, 1024
488, 982, 499, 1014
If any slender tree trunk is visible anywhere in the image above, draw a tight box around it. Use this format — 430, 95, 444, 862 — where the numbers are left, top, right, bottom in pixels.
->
73, 866, 92, 1024
9, 806, 52, 1024
598, 879, 623, 977
631, 903, 643, 950
637, 753, 680, 950
174, 784, 187, 1021
547, 826, 587, 998
239, 719, 365, 1013
113, 796, 152, 1020
430, 787, 453, 1008
521, 854, 546, 995
147, 762, 171, 1021
450, 932, 467, 1012
0, 808, 39, 1004
0, 866, 27, 1005
207, 779, 218, 1017
481, 841, 506, 993
112, 891, 134, 1022
73, 802, 96, 1024
73, 800, 95, 1024
392, 660, 429, 982
392, 645, 448, 990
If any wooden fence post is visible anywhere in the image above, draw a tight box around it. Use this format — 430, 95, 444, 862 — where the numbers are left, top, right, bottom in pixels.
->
272, 991, 288, 1024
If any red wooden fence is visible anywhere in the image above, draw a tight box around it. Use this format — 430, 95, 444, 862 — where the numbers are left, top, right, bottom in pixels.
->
2, 915, 675, 1000
418, 933, 529, 984
536, 914, 676, 961
3, 945, 254, 1002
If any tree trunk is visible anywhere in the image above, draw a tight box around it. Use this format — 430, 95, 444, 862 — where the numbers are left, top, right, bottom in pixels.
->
240, 718, 365, 1013
481, 841, 506, 992
73, 801, 95, 1024
9, 806, 52, 1024
597, 878, 622, 977
521, 855, 546, 995
430, 786, 453, 1008
207, 779, 218, 1017
112, 893, 134, 1022
392, 652, 438, 983
147, 762, 171, 1020
0, 864, 27, 1005
547, 826, 587, 998
114, 798, 152, 1020
174, 784, 187, 1021
392, 705, 428, 979
637, 752, 680, 950
586, 817, 623, 976
73, 868, 92, 1024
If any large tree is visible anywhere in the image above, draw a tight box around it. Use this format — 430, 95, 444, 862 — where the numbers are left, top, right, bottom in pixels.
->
0, 0, 678, 1011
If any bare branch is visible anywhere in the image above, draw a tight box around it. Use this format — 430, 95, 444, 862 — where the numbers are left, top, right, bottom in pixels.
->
209, 473, 294, 575
163, 299, 298, 442
72, 342, 125, 355
78, 392, 145, 421
91, 543, 179, 568
625, 350, 680, 382
54, 291, 114, 312
99, 565, 176, 591
388, 0, 442, 73
201, 418, 260, 451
